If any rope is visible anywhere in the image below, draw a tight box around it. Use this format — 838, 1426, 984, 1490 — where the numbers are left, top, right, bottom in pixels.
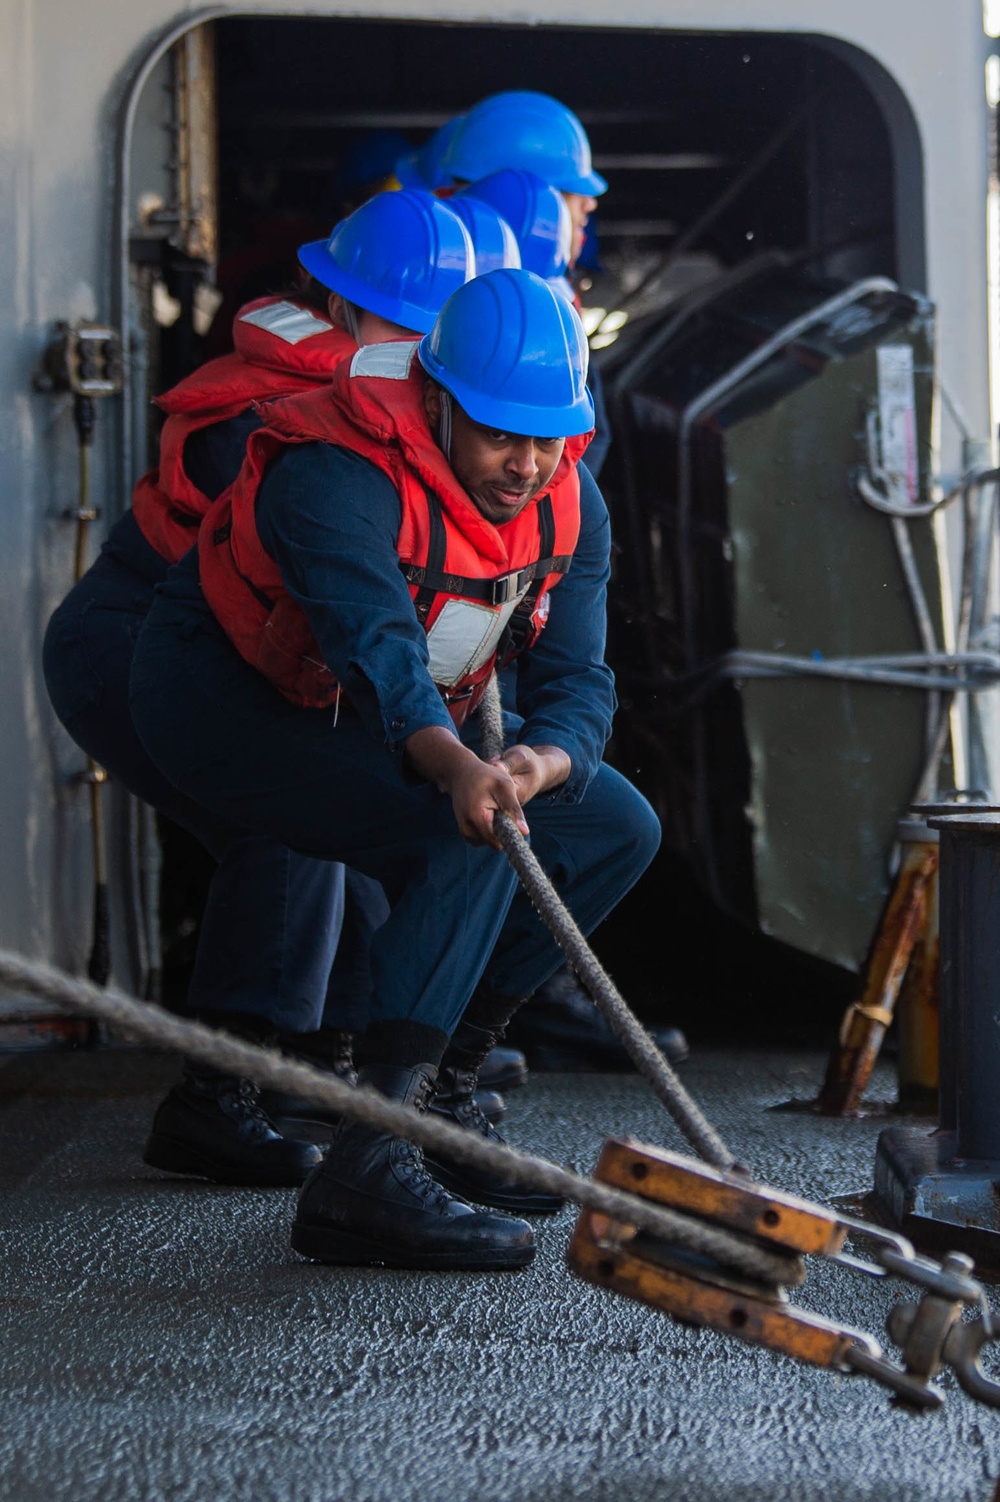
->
690, 648, 1000, 696
478, 676, 736, 1171
0, 947, 799, 1287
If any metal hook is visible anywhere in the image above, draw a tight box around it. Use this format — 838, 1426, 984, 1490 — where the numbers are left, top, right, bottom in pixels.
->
842, 1342, 945, 1411
942, 1318, 1000, 1409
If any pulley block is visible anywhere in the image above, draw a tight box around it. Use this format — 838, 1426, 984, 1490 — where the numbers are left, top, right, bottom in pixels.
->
568, 1138, 1000, 1413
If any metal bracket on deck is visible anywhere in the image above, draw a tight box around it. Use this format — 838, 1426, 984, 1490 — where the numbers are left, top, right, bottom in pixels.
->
568, 1139, 1000, 1413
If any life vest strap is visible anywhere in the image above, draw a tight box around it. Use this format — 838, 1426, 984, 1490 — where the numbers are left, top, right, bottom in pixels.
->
412, 492, 447, 626
401, 553, 573, 606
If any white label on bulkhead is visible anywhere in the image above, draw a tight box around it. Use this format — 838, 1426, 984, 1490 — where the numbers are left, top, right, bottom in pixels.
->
877, 344, 918, 503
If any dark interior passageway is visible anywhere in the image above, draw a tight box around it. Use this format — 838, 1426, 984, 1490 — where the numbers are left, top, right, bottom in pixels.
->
149, 16, 908, 1044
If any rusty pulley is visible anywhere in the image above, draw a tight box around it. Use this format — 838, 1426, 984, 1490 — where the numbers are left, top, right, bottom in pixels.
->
568, 1138, 1000, 1412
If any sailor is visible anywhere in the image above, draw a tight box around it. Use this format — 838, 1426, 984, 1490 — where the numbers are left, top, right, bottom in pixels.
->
441, 91, 611, 482
393, 117, 465, 195
457, 168, 574, 285
42, 190, 473, 1188
332, 128, 415, 215
129, 269, 661, 1269
441, 90, 604, 273
444, 105, 687, 1069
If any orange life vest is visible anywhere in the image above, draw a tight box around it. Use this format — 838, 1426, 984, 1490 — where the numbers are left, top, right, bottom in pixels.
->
132, 296, 355, 563
199, 339, 591, 722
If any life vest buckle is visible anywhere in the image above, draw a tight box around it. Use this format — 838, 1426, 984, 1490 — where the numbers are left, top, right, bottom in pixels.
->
490, 570, 529, 606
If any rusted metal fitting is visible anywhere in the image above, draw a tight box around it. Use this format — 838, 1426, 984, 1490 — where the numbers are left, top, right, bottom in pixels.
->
818, 819, 939, 1116
570, 1141, 1000, 1413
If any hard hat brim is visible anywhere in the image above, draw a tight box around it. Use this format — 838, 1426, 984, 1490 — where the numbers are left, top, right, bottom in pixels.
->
553, 167, 608, 197
417, 338, 596, 439
450, 158, 608, 199
297, 240, 434, 334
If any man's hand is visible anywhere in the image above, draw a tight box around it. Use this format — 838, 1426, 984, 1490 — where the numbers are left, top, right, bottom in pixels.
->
447, 758, 530, 847
405, 725, 530, 849
490, 743, 572, 805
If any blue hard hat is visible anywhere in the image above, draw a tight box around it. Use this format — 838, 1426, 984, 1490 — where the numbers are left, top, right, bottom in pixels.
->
459, 170, 571, 281
546, 274, 576, 306
334, 129, 413, 201
395, 117, 465, 193
445, 196, 521, 276
297, 190, 474, 334
418, 268, 594, 438
442, 91, 607, 198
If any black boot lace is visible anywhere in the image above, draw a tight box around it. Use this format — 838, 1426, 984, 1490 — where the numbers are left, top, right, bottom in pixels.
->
217, 1077, 282, 1138
391, 1071, 465, 1209
391, 1137, 459, 1212
435, 1066, 502, 1142
328, 1031, 356, 1080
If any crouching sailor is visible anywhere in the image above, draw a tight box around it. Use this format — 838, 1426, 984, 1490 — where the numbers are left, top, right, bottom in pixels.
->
41, 189, 472, 1188
130, 268, 661, 1271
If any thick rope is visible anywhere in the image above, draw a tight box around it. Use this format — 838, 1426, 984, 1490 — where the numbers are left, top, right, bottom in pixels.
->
478, 676, 736, 1170
0, 948, 798, 1286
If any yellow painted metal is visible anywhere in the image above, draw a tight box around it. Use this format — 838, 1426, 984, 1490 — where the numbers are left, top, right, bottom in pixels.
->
567, 1139, 853, 1371
570, 1215, 857, 1368
819, 839, 938, 1115
580, 1138, 847, 1255
896, 853, 940, 1111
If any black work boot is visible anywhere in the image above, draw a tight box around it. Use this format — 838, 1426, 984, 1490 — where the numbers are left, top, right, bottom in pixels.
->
143, 1011, 323, 1187
259, 1028, 358, 1140
291, 1062, 535, 1270
144, 1066, 324, 1186
425, 1021, 563, 1215
430, 1075, 507, 1127
452, 1007, 530, 1118
478, 1044, 529, 1094
508, 965, 690, 1072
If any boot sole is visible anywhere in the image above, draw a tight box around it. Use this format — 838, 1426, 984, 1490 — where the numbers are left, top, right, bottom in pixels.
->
423, 1157, 564, 1216
143, 1135, 314, 1188
290, 1218, 535, 1270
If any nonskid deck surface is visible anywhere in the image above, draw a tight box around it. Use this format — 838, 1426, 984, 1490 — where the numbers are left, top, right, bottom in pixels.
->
0, 1048, 987, 1502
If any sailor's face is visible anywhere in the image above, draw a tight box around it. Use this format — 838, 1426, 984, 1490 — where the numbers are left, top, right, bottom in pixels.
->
562, 192, 598, 266
427, 388, 564, 524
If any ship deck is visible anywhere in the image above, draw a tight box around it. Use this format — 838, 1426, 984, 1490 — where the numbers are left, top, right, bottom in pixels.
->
0, 1047, 992, 1502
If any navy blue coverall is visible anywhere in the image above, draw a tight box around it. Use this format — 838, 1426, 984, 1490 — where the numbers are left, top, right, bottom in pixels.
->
128, 442, 660, 1036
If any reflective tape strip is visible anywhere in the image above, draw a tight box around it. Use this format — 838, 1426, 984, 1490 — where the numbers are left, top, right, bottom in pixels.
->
349, 340, 418, 380
426, 594, 527, 686
238, 301, 334, 345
